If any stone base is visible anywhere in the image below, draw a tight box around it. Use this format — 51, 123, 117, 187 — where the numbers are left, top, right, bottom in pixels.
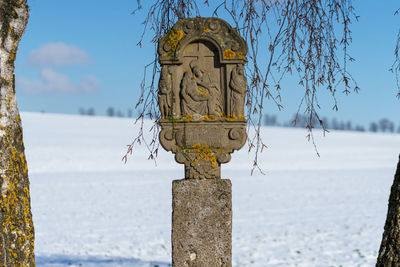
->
172, 179, 232, 267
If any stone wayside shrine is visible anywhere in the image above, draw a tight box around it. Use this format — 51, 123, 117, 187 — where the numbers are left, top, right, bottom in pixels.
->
157, 17, 247, 266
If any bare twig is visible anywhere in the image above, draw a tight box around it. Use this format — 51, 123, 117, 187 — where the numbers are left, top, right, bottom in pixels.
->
124, 0, 358, 170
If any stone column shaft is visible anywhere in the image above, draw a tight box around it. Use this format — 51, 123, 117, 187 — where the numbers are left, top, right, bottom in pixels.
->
172, 179, 232, 267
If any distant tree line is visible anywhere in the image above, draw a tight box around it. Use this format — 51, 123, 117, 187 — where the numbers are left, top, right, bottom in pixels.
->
264, 113, 400, 134
78, 107, 135, 118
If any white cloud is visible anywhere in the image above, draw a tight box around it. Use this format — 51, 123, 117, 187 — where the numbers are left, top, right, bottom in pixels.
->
17, 68, 100, 94
27, 42, 91, 66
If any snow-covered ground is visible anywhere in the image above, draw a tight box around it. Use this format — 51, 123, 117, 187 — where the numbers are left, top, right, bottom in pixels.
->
20, 112, 400, 267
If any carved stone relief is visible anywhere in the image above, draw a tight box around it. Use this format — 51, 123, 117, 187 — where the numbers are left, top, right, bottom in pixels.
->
158, 66, 172, 117
180, 58, 222, 116
157, 18, 248, 179
229, 64, 246, 117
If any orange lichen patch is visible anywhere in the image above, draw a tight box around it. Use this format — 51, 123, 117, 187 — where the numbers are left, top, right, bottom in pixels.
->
237, 51, 244, 60
167, 29, 184, 56
226, 114, 238, 121
177, 114, 194, 122
223, 49, 236, 59
208, 115, 217, 120
238, 114, 245, 120
196, 87, 208, 96
204, 28, 210, 33
203, 115, 217, 121
189, 143, 218, 167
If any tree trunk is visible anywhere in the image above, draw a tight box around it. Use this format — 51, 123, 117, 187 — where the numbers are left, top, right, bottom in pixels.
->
377, 155, 400, 267
0, 0, 35, 265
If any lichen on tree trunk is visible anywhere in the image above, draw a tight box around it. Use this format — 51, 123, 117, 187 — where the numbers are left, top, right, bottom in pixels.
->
377, 155, 400, 267
0, 0, 35, 265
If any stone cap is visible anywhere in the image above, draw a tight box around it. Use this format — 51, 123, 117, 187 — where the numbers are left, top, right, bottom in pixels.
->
158, 17, 248, 64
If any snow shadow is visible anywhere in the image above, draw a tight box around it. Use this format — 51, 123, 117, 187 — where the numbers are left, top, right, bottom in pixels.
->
36, 254, 171, 267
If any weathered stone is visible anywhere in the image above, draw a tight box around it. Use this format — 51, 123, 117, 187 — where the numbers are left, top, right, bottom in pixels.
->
157, 17, 247, 266
172, 179, 232, 267
157, 17, 248, 179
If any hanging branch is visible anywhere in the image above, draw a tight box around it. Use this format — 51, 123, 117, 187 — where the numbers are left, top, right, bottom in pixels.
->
124, 0, 358, 170
391, 8, 400, 98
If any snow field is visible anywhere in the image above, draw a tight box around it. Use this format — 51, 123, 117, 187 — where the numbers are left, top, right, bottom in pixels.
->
20, 112, 400, 266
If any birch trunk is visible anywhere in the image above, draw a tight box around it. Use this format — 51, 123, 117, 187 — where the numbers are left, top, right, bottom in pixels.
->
0, 0, 35, 265
377, 155, 400, 267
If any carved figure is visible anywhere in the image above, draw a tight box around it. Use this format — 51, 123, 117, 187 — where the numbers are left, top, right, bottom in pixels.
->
180, 60, 222, 116
158, 67, 172, 117
229, 65, 246, 117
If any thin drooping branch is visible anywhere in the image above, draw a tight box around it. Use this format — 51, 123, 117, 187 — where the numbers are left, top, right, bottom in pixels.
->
125, 0, 358, 169
392, 8, 400, 98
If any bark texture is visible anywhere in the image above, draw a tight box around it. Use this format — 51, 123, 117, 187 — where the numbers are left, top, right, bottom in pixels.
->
0, 0, 35, 265
377, 155, 400, 267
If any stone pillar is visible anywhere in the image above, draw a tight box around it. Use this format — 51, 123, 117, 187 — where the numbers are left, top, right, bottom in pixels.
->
156, 17, 248, 267
172, 179, 232, 267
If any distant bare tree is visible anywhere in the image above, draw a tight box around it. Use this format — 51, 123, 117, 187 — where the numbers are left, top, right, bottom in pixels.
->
379, 118, 394, 133
106, 107, 115, 117
354, 125, 364, 132
264, 114, 278, 126
369, 122, 378, 132
127, 109, 133, 118
345, 121, 352, 131
87, 107, 95, 116
116, 110, 124, 117
126, 0, 359, 167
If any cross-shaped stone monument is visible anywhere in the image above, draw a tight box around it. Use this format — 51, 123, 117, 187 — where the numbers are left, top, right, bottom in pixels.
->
157, 17, 247, 267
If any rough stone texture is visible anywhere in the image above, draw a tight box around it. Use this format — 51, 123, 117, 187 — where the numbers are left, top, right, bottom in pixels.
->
172, 179, 232, 267
376, 154, 400, 267
157, 17, 248, 179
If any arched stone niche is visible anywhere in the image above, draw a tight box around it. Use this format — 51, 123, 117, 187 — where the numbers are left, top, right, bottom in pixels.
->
158, 18, 248, 179
158, 17, 247, 118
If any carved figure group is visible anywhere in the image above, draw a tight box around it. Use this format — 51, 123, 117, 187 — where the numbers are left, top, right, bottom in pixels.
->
180, 60, 222, 116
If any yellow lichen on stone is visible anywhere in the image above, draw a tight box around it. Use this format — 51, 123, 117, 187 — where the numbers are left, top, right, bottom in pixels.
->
226, 114, 238, 121
196, 87, 208, 96
167, 29, 184, 56
223, 49, 236, 60
180, 143, 226, 169
204, 28, 210, 33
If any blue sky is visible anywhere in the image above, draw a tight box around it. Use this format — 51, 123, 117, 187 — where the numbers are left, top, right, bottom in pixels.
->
15, 0, 399, 127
